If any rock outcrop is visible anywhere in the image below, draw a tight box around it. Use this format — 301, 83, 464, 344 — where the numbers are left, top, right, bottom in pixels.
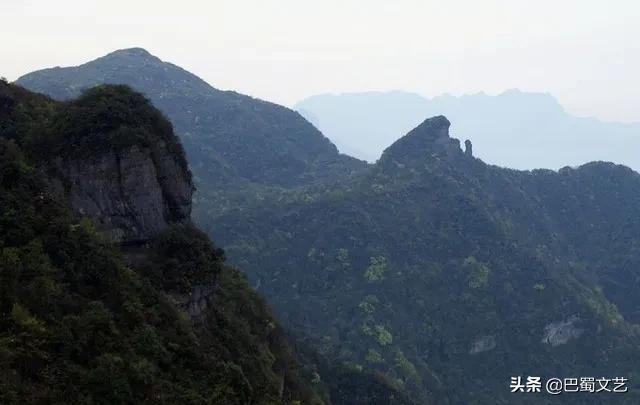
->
464, 139, 473, 157
469, 335, 496, 354
174, 285, 216, 320
53, 139, 193, 244
379, 116, 463, 165
541, 315, 585, 347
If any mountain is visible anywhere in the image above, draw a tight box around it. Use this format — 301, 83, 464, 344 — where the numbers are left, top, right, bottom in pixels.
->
15, 49, 640, 404
16, 48, 368, 220
12, 50, 426, 405
0, 81, 328, 404
294, 90, 640, 171
211, 116, 640, 404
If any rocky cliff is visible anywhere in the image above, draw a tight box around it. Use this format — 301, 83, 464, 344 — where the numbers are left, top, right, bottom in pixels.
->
379, 116, 462, 163
52, 139, 192, 244
8, 83, 197, 244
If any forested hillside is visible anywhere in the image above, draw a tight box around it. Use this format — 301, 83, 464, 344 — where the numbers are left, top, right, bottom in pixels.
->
0, 81, 325, 404
212, 116, 640, 404
17, 50, 640, 404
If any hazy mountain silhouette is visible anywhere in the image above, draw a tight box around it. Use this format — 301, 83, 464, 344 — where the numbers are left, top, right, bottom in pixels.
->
295, 90, 640, 171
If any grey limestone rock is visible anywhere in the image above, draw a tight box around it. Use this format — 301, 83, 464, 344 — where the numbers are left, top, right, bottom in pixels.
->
379, 116, 463, 166
541, 315, 584, 347
469, 335, 496, 354
54, 140, 193, 244
464, 139, 473, 157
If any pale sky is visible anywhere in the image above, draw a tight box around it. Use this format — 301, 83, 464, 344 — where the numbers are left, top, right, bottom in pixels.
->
3, 0, 639, 122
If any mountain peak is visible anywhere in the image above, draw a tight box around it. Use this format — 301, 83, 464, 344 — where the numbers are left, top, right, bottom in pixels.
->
17, 48, 366, 190
107, 47, 154, 58
409, 115, 451, 139
100, 47, 161, 63
379, 115, 461, 165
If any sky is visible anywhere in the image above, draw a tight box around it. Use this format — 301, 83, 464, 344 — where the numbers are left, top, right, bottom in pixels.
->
3, 0, 640, 123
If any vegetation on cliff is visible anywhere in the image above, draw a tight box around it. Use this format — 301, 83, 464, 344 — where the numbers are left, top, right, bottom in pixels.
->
0, 82, 323, 404
17, 50, 640, 404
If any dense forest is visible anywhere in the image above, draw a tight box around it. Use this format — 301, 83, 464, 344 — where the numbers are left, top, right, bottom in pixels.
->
211, 116, 640, 403
0, 82, 327, 404
14, 49, 640, 404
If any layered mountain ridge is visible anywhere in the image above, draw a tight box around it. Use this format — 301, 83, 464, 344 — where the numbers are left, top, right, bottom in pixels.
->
211, 113, 640, 404
15, 49, 640, 404
295, 90, 640, 171
1, 79, 416, 404
17, 48, 367, 190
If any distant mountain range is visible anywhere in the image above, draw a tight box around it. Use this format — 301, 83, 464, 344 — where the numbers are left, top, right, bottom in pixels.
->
295, 90, 640, 171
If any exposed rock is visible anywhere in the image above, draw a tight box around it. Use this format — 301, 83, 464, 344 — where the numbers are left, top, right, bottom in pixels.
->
175, 285, 215, 320
379, 116, 462, 165
541, 315, 584, 347
464, 139, 473, 157
412, 115, 451, 140
469, 335, 496, 354
53, 140, 193, 244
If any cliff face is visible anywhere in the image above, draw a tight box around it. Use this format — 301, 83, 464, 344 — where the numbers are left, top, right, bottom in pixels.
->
379, 116, 462, 164
0, 81, 194, 245
53, 140, 193, 244
1, 83, 199, 245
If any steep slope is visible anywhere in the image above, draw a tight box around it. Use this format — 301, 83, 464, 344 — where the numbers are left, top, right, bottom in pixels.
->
212, 116, 640, 404
0, 81, 324, 404
295, 90, 640, 171
16, 49, 367, 215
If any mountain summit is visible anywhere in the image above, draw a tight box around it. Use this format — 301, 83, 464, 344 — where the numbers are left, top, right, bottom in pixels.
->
17, 48, 367, 191
380, 116, 463, 163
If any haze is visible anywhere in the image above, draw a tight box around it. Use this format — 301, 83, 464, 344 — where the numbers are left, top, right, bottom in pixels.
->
3, 0, 639, 123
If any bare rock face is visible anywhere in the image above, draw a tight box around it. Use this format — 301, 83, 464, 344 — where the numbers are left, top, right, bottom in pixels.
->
464, 140, 473, 157
469, 335, 496, 354
541, 315, 585, 347
54, 140, 193, 244
379, 116, 463, 166
174, 285, 216, 321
